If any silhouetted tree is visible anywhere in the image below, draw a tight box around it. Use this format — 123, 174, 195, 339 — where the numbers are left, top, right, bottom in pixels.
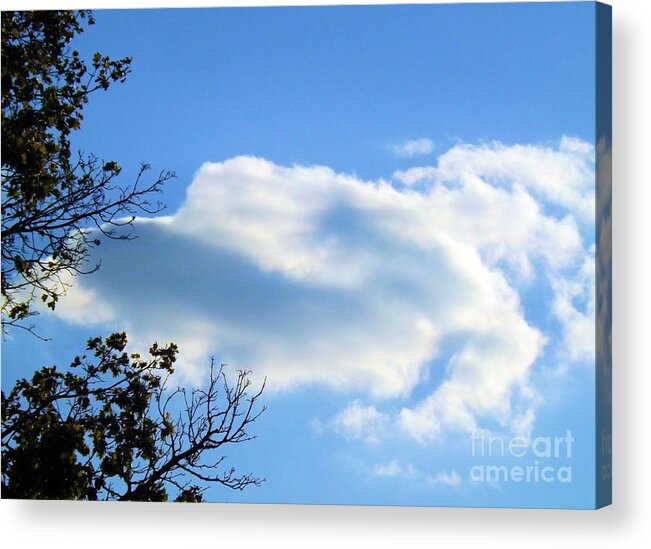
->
1, 10, 174, 333
1, 333, 266, 501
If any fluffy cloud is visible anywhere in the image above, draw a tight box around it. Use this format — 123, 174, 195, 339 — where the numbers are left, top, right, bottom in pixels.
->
394, 136, 595, 221
51, 137, 595, 442
332, 401, 389, 443
392, 138, 435, 158
398, 319, 542, 441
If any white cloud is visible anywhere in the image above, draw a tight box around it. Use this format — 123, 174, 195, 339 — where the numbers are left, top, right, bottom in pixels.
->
394, 136, 595, 220
332, 401, 389, 443
50, 137, 596, 441
427, 470, 462, 487
509, 408, 536, 439
393, 165, 437, 185
372, 460, 417, 478
398, 317, 543, 442
372, 462, 461, 488
550, 246, 596, 363
392, 138, 435, 158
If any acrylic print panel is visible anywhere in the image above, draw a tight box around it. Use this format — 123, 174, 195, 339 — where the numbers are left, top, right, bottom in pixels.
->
1, 2, 611, 508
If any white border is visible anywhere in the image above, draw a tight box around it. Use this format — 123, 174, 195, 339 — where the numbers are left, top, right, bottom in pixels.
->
1, 0, 650, 547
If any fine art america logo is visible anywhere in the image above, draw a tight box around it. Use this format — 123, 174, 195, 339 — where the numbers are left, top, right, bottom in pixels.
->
470, 431, 574, 484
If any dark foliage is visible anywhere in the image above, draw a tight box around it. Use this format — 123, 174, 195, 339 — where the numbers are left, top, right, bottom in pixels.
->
1, 10, 174, 333
1, 333, 266, 501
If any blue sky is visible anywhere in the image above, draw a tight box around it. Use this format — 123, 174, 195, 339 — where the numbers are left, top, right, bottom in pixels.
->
2, 2, 601, 508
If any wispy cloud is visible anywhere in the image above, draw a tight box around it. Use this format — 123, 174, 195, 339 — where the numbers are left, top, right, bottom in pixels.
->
372, 460, 417, 478
427, 470, 462, 487
392, 137, 435, 158
332, 401, 389, 444
372, 461, 461, 488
